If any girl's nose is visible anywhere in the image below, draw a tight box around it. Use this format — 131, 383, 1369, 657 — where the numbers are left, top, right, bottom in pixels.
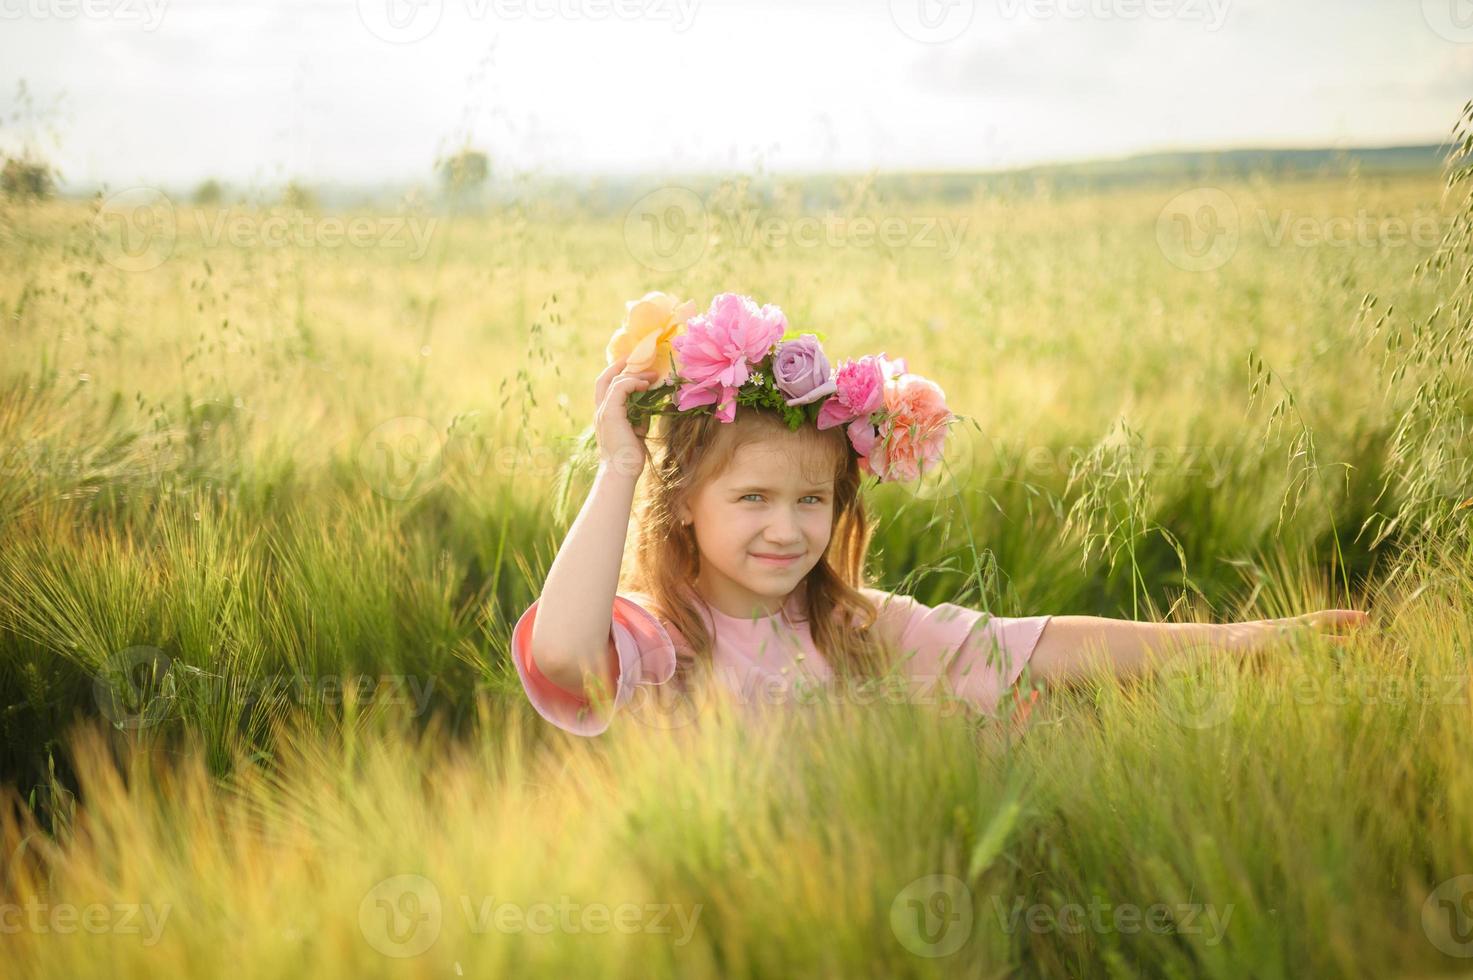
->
765, 513, 803, 544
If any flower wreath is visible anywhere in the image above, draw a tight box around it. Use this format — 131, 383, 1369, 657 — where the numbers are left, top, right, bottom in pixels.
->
606, 290, 954, 484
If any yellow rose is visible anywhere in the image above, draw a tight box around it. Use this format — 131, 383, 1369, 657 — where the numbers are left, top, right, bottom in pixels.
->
605, 291, 697, 386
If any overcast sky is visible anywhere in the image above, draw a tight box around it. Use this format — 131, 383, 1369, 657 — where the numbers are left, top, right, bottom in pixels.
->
2, 0, 1469, 189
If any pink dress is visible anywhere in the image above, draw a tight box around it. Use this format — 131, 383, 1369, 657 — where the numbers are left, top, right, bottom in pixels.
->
511, 587, 1053, 737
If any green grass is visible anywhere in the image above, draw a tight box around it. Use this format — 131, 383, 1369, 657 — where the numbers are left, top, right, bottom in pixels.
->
2, 110, 1472, 976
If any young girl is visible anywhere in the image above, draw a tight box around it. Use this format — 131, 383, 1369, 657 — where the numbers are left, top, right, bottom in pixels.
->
512, 292, 1370, 737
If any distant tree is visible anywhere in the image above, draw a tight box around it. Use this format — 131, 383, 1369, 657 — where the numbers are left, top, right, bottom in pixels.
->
437, 147, 490, 201
192, 179, 223, 206
280, 181, 315, 211
1, 155, 56, 201
3, 81, 63, 202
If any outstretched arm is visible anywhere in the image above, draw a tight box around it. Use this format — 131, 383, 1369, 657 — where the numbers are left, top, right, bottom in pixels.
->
1026, 610, 1370, 687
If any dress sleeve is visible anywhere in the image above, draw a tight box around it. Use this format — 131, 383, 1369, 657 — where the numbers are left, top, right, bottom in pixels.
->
510, 592, 678, 737
864, 589, 1052, 717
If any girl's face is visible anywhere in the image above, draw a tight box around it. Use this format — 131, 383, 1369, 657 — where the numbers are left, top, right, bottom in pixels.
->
678, 438, 837, 619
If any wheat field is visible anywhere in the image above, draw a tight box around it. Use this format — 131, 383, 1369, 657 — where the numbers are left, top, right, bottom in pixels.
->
2, 115, 1472, 976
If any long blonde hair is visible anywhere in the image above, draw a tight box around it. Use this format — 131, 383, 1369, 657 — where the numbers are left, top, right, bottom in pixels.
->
622, 406, 889, 680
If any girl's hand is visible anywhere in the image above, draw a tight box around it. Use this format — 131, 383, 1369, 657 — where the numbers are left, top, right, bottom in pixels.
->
594, 356, 659, 477
1269, 609, 1373, 647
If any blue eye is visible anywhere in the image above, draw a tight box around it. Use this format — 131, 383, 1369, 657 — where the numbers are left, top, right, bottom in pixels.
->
741, 494, 825, 504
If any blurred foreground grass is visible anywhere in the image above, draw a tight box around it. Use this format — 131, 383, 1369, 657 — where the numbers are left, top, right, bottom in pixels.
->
2, 131, 1473, 975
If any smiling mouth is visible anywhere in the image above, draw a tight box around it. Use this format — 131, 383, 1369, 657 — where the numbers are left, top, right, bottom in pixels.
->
751, 552, 803, 563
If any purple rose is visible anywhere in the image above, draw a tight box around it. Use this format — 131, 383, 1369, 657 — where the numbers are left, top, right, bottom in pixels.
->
771, 334, 837, 407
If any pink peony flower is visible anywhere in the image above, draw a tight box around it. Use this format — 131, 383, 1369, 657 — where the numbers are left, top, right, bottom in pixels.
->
671, 293, 787, 423
771, 334, 837, 406
863, 372, 952, 482
846, 417, 877, 458
815, 354, 887, 431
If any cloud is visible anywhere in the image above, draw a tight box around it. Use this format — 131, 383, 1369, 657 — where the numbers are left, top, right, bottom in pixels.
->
1337, 47, 1473, 102
0, 0, 1456, 185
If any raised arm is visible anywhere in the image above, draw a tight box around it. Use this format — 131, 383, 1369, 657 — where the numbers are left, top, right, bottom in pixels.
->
1026, 610, 1371, 687
527, 356, 658, 698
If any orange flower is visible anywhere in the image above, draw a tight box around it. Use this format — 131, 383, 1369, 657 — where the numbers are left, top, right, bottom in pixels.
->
605, 291, 697, 386
864, 373, 952, 483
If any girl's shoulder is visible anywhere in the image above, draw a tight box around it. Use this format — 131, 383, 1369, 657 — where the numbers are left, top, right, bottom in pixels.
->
856, 585, 969, 622
854, 586, 920, 645
853, 586, 1003, 651
857, 586, 903, 610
